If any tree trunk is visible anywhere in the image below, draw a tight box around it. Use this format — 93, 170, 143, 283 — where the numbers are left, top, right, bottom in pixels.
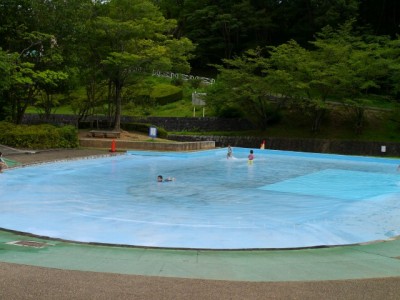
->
354, 107, 364, 134
113, 81, 122, 131
311, 108, 325, 132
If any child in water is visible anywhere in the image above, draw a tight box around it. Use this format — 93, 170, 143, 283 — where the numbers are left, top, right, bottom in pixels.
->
0, 152, 8, 173
248, 149, 254, 165
227, 145, 233, 159
157, 175, 175, 182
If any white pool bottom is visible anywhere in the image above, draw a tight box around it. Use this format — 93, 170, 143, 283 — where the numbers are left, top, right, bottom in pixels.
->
0, 148, 399, 249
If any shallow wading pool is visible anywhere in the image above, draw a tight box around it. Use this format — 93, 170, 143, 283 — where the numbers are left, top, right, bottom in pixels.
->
1, 148, 400, 249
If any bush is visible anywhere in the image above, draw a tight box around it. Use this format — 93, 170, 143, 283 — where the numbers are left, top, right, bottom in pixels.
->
0, 122, 78, 149
217, 107, 244, 118
121, 122, 168, 139
171, 76, 184, 86
151, 84, 183, 105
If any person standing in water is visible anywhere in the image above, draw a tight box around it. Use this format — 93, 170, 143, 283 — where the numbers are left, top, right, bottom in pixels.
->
248, 149, 254, 165
227, 145, 233, 159
0, 152, 8, 173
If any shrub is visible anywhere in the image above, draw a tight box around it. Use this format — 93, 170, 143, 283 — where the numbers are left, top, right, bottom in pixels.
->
0, 122, 78, 149
217, 107, 244, 118
151, 84, 183, 105
171, 76, 184, 86
188, 78, 203, 89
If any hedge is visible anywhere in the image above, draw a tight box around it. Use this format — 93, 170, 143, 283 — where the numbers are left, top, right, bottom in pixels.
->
0, 122, 79, 149
151, 84, 183, 105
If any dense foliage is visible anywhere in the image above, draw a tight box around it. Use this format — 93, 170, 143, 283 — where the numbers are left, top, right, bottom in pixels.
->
0, 122, 78, 149
0, 0, 194, 130
155, 0, 400, 67
0, 0, 399, 137
207, 21, 400, 133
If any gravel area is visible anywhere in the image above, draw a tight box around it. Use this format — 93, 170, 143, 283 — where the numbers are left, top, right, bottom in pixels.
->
1, 262, 399, 300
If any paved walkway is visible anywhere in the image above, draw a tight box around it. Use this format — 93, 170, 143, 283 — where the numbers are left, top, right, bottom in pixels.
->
1, 229, 400, 299
1, 230, 400, 282
1, 149, 400, 299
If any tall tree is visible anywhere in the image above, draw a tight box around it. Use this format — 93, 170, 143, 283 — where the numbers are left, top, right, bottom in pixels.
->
311, 22, 394, 133
210, 20, 397, 133
95, 0, 194, 131
0, 0, 88, 123
267, 39, 342, 132
358, 0, 400, 37
155, 0, 360, 68
207, 48, 285, 129
2, 30, 69, 124
0, 48, 13, 119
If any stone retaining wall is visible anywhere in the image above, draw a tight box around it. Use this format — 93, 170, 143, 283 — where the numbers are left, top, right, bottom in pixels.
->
168, 135, 400, 157
23, 114, 400, 156
23, 114, 255, 132
79, 138, 215, 151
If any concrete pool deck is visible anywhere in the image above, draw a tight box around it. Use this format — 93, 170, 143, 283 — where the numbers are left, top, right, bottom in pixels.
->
1, 229, 400, 299
1, 148, 400, 299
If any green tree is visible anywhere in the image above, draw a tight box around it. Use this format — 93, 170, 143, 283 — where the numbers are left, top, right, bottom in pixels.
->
210, 21, 397, 133
95, 0, 194, 131
177, 0, 273, 67
7, 31, 70, 123
311, 22, 393, 133
34, 70, 69, 119
0, 0, 83, 123
0, 0, 37, 51
30, 0, 96, 119
267, 40, 339, 132
0, 49, 11, 92
155, 0, 360, 68
208, 48, 285, 129
358, 0, 400, 37
384, 37, 400, 99
0, 48, 13, 119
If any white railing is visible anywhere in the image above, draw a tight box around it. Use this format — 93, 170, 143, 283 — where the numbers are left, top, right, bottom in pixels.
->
151, 70, 215, 84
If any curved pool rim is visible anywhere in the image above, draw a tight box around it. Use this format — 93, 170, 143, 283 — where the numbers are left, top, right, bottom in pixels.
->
1, 148, 400, 250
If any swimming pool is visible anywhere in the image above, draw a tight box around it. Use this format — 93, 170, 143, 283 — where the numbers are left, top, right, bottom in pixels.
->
1, 148, 399, 249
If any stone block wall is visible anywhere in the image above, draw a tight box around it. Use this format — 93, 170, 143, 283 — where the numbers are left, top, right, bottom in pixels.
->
79, 138, 215, 151
168, 135, 400, 157
23, 114, 255, 132
126, 116, 255, 132
22, 114, 400, 156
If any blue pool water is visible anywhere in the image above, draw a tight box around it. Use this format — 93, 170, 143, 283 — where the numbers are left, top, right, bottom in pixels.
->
0, 148, 399, 249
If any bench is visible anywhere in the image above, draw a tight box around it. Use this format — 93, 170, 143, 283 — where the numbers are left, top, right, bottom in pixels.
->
89, 130, 121, 138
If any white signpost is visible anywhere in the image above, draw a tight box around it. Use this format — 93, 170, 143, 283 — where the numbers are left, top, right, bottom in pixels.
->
192, 92, 206, 117
149, 126, 157, 139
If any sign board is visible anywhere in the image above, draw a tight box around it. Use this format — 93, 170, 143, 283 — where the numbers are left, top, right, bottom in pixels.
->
149, 126, 157, 138
192, 92, 206, 106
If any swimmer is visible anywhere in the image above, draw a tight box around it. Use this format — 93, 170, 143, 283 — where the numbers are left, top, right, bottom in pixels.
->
157, 175, 175, 182
0, 152, 8, 173
248, 149, 254, 165
227, 145, 233, 159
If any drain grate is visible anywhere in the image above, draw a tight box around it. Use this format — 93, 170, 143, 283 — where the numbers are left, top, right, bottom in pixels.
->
6, 240, 53, 248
